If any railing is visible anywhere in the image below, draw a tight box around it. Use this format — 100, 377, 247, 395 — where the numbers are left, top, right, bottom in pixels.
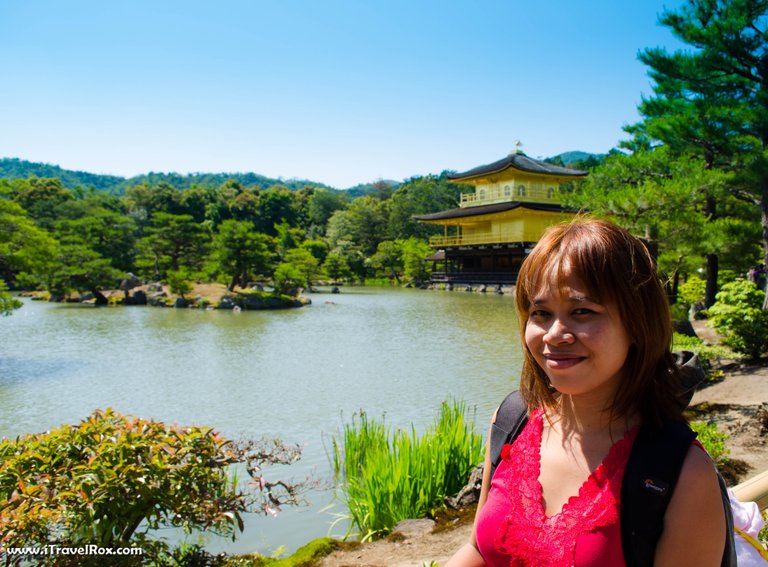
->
428, 233, 525, 247
460, 185, 558, 208
733, 469, 768, 511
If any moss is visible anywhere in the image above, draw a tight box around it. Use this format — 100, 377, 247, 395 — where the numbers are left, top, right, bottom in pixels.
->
232, 538, 342, 567
431, 503, 477, 534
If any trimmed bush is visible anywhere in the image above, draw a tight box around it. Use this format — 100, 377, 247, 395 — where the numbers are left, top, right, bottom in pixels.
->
707, 279, 768, 359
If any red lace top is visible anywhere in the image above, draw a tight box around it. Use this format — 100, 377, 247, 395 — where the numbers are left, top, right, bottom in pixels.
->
476, 408, 639, 566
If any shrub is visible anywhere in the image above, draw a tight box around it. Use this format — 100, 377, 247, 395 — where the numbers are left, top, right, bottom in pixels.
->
672, 333, 742, 368
331, 400, 484, 541
0, 409, 308, 563
679, 276, 706, 307
167, 268, 194, 299
0, 281, 21, 315
707, 279, 768, 359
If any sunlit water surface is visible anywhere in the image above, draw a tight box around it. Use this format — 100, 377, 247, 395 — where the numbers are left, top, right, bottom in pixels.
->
0, 287, 522, 555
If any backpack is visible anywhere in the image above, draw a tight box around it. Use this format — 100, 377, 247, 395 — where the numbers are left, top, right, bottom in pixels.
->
489, 385, 737, 567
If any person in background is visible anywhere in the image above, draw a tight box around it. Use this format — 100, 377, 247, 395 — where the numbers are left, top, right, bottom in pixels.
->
445, 219, 726, 566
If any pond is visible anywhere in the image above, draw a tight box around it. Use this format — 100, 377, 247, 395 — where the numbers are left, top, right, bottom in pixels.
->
0, 287, 522, 555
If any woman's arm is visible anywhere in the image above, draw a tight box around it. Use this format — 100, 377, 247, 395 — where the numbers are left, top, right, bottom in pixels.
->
653, 444, 726, 567
443, 415, 497, 567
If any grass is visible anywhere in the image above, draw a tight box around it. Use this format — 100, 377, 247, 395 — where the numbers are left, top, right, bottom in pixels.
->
331, 400, 484, 541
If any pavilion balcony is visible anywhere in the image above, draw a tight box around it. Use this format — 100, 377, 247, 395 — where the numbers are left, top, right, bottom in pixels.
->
459, 185, 559, 208
428, 233, 525, 247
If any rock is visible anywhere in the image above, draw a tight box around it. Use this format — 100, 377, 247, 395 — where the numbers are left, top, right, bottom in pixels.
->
218, 296, 237, 310
445, 464, 484, 509
147, 291, 167, 306
174, 297, 188, 308
392, 518, 435, 539
119, 273, 141, 291
127, 290, 147, 305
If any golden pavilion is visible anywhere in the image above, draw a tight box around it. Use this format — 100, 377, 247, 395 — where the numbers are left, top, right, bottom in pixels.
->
415, 151, 587, 285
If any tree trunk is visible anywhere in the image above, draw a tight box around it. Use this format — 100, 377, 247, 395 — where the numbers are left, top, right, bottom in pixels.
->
705, 254, 719, 308
703, 196, 719, 309
761, 176, 768, 309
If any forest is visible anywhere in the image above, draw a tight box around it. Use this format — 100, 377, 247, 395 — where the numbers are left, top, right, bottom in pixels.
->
0, 170, 468, 305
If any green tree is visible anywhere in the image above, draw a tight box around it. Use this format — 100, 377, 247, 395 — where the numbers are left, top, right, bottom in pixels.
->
45, 244, 122, 303
307, 188, 347, 234
212, 220, 273, 290
275, 220, 304, 259
123, 182, 186, 229
628, 0, 768, 307
0, 191, 59, 289
136, 213, 209, 280
302, 238, 329, 265
401, 237, 432, 282
322, 251, 353, 282
228, 186, 261, 224
11, 177, 74, 230
179, 184, 220, 224
0, 280, 21, 315
54, 204, 137, 272
565, 148, 755, 299
167, 268, 193, 299
369, 240, 404, 283
387, 174, 464, 240
256, 185, 299, 235
326, 196, 387, 256
274, 248, 320, 293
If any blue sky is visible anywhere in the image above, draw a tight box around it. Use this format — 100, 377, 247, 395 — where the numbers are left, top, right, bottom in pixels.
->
0, 1, 688, 189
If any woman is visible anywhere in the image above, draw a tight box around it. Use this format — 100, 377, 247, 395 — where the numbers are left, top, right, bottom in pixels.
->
446, 219, 726, 566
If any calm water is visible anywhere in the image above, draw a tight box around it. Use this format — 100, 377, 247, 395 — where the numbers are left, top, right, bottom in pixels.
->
0, 287, 522, 555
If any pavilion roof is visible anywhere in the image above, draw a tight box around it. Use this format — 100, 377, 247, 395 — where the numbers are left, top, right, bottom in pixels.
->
414, 201, 568, 222
448, 153, 587, 181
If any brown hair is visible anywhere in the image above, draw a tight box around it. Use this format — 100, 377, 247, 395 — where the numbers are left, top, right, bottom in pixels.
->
514, 218, 683, 427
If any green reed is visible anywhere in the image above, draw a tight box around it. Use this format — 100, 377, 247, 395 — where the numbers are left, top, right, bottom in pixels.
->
331, 400, 484, 540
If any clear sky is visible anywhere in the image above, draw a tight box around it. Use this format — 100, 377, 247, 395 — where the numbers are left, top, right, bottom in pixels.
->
0, 0, 688, 189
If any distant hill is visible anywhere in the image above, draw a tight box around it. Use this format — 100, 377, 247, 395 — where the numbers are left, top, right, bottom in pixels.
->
0, 158, 339, 194
549, 151, 606, 167
0, 152, 604, 196
108, 172, 337, 194
0, 158, 125, 191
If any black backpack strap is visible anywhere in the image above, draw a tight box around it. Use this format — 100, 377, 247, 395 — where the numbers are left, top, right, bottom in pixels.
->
717, 472, 737, 567
621, 420, 736, 567
621, 420, 696, 567
489, 390, 528, 479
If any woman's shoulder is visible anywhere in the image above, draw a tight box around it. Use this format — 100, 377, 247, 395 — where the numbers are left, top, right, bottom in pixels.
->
654, 443, 726, 566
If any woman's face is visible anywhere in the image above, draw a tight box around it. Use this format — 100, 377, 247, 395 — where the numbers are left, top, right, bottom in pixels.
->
524, 271, 632, 402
